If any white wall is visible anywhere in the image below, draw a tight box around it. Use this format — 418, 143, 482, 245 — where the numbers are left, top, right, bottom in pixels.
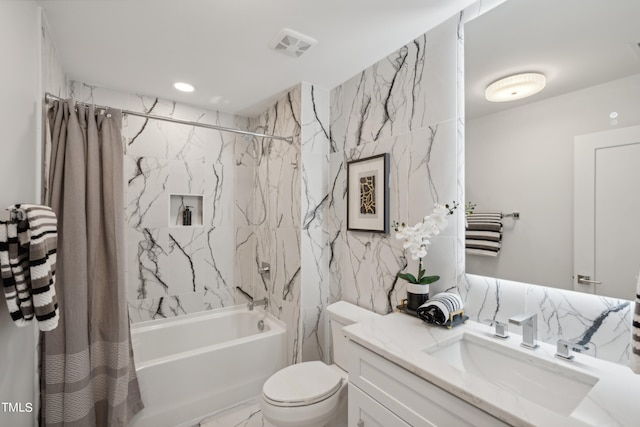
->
0, 1, 41, 426
466, 73, 640, 290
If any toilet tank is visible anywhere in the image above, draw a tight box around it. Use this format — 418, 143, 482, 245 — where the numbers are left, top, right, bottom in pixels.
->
326, 301, 380, 370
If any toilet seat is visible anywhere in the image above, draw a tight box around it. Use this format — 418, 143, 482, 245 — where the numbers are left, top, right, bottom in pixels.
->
262, 361, 344, 407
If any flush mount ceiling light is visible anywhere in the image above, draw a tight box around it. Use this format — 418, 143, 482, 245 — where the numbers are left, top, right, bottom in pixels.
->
269, 28, 317, 58
173, 82, 195, 93
485, 72, 546, 102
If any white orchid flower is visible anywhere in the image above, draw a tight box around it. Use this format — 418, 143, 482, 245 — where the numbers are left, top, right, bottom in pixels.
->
393, 201, 458, 284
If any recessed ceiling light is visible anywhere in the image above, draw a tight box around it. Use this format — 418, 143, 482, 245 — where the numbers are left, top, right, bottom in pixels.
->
485, 73, 546, 102
173, 82, 195, 93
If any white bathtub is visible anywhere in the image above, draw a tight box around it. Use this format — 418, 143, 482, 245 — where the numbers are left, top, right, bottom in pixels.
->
129, 305, 286, 427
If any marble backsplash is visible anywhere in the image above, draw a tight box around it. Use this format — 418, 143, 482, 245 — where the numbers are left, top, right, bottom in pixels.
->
462, 274, 632, 365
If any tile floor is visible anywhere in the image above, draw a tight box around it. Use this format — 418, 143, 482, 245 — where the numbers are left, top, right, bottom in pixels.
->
198, 397, 275, 427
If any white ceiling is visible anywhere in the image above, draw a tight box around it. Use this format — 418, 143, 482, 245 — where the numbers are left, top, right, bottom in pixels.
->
465, 0, 640, 119
38, 0, 474, 117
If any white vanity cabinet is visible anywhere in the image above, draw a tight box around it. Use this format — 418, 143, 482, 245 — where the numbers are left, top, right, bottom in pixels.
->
347, 340, 509, 427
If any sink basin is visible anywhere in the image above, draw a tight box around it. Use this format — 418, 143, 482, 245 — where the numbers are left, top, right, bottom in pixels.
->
424, 332, 598, 415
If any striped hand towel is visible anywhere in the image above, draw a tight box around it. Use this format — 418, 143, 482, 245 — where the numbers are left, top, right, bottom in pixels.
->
0, 205, 59, 331
0, 216, 33, 326
466, 211, 503, 256
632, 270, 640, 374
416, 292, 463, 326
18, 204, 59, 331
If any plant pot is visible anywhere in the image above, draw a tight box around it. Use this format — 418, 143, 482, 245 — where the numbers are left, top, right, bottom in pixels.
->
406, 283, 429, 311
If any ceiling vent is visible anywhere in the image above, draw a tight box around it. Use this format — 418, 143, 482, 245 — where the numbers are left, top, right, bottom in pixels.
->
269, 28, 317, 58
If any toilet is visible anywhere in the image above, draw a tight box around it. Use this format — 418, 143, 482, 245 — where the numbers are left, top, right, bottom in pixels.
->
260, 301, 380, 427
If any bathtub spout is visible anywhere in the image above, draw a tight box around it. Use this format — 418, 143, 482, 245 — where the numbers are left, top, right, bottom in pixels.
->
235, 286, 268, 311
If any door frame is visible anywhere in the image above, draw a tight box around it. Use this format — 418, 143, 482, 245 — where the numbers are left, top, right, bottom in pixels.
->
574, 124, 640, 296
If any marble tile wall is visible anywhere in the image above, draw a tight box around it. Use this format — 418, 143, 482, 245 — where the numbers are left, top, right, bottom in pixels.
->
67, 80, 329, 366
69, 81, 248, 323
329, 14, 463, 315
239, 83, 331, 365
300, 83, 330, 363
246, 86, 303, 365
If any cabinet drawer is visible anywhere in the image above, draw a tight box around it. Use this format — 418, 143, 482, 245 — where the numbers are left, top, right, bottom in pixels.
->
348, 341, 509, 427
349, 383, 411, 427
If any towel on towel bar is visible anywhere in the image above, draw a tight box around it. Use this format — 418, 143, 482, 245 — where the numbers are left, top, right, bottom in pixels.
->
0, 218, 33, 326
466, 211, 503, 256
632, 270, 640, 374
416, 292, 464, 326
0, 205, 59, 331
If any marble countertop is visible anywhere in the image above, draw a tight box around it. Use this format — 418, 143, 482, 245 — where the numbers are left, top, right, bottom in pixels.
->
343, 312, 640, 427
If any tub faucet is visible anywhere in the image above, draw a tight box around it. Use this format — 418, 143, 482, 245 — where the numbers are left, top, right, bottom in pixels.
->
508, 313, 539, 349
236, 286, 268, 311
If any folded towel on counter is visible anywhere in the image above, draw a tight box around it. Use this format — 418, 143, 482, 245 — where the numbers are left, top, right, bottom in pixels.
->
0, 205, 59, 331
466, 211, 503, 256
416, 292, 464, 326
631, 271, 640, 374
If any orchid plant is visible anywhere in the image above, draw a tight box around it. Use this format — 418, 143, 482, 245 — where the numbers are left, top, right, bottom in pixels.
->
392, 202, 458, 285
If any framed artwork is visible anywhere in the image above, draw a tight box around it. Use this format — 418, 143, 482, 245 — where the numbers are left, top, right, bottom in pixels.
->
346, 153, 390, 233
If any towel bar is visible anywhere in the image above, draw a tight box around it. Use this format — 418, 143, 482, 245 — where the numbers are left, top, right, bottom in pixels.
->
0, 208, 26, 222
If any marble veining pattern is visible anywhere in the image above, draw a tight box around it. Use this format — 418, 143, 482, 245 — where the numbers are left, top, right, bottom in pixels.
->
300, 83, 331, 362
245, 86, 303, 365
461, 274, 632, 365
329, 15, 461, 316
199, 397, 274, 427
69, 81, 244, 323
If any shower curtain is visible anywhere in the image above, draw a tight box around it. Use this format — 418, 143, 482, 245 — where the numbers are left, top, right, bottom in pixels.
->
42, 99, 143, 426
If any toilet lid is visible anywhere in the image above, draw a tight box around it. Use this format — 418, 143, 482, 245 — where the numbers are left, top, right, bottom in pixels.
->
262, 361, 344, 407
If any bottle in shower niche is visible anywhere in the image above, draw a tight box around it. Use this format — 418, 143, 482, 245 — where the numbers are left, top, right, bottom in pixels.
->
183, 206, 193, 226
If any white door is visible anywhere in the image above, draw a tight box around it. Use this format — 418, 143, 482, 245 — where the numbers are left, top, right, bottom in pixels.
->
574, 125, 640, 300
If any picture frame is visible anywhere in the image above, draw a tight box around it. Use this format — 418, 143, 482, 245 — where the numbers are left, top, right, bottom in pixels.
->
346, 153, 390, 233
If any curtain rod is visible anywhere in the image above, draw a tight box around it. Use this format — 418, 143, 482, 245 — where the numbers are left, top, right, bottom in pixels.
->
44, 93, 294, 143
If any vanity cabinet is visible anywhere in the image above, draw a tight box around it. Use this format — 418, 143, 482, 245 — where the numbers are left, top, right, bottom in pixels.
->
347, 340, 509, 427
349, 385, 410, 427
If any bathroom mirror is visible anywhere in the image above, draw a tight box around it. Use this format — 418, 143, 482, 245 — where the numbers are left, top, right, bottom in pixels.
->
464, 0, 640, 298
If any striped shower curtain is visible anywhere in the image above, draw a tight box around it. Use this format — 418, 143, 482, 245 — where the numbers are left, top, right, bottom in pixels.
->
42, 99, 143, 426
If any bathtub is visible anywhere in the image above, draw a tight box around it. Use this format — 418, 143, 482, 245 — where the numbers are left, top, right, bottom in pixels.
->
129, 305, 286, 427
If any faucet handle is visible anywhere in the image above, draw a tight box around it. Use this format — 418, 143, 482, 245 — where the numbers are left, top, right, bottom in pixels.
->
556, 339, 589, 361
483, 319, 509, 339
508, 313, 536, 325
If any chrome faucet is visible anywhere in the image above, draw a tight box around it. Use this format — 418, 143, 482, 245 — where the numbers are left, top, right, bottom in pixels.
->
236, 286, 268, 311
556, 339, 589, 361
508, 313, 539, 349
484, 319, 509, 339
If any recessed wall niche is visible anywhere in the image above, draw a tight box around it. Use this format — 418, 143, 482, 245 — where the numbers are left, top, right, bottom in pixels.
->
169, 194, 203, 227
